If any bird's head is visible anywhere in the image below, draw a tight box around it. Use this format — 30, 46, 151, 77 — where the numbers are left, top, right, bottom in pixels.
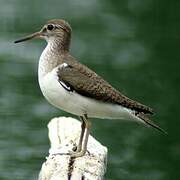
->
14, 19, 72, 50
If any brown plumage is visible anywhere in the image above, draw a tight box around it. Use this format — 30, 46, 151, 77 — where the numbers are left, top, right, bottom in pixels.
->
58, 54, 153, 115
43, 20, 152, 114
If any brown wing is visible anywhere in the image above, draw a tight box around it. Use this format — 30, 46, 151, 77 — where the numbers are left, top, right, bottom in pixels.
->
57, 63, 153, 114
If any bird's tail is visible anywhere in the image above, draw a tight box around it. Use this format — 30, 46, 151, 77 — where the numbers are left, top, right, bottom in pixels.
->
136, 113, 167, 135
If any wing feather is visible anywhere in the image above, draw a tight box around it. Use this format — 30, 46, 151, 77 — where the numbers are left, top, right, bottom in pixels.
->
57, 63, 153, 114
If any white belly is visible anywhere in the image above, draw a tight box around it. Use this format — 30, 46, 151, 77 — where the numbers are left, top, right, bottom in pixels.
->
38, 68, 139, 122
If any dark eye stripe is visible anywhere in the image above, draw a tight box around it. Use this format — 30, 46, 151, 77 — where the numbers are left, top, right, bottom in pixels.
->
45, 24, 70, 33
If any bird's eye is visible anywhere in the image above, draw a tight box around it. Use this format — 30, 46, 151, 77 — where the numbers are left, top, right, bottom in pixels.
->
47, 24, 54, 31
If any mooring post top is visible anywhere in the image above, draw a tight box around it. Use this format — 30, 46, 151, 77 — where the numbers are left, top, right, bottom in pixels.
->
39, 117, 108, 180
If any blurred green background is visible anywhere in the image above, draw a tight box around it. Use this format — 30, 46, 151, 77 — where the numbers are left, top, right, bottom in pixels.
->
0, 0, 179, 179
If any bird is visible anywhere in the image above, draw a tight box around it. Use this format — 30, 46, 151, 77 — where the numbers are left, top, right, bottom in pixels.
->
14, 19, 166, 158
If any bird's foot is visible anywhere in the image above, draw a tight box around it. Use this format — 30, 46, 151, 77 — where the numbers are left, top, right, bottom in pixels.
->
69, 145, 86, 158
51, 150, 85, 158
69, 149, 86, 158
51, 144, 86, 158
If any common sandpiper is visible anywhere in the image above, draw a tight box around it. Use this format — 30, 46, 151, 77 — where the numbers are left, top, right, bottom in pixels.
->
14, 19, 166, 157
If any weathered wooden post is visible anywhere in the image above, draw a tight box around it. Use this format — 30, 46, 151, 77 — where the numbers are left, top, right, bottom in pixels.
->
39, 117, 107, 180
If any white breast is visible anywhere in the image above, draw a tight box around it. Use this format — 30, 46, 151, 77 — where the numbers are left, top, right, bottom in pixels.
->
38, 43, 141, 123
38, 66, 140, 124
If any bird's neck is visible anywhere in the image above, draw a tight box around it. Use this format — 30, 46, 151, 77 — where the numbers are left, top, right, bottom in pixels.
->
38, 38, 69, 78
46, 35, 71, 52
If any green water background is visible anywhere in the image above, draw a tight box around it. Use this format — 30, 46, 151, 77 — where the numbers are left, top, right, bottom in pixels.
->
0, 0, 179, 179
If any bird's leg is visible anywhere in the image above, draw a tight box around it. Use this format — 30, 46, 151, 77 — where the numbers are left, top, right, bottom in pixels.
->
81, 114, 91, 154
71, 114, 91, 158
75, 116, 85, 152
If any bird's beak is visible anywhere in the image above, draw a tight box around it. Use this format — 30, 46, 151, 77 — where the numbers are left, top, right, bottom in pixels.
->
14, 31, 43, 43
